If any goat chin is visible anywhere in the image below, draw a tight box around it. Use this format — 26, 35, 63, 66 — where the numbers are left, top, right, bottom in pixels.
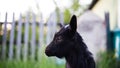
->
45, 51, 64, 59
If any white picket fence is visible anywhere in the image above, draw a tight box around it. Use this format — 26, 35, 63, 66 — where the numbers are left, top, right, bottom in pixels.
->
0, 12, 64, 61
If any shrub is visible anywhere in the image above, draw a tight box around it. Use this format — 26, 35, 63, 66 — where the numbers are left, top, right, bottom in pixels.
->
97, 51, 120, 68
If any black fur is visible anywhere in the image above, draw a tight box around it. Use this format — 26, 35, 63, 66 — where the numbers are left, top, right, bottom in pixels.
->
45, 15, 96, 68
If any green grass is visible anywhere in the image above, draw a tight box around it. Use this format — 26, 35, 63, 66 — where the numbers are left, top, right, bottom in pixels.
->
0, 44, 65, 68
0, 58, 65, 68
0, 54, 65, 68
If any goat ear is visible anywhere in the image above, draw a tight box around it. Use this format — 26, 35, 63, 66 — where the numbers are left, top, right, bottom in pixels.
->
69, 15, 77, 33
59, 23, 64, 28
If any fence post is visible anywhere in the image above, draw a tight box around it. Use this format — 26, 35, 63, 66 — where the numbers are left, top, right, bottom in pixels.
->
38, 14, 44, 61
46, 14, 52, 45
59, 12, 64, 25
46, 12, 57, 45
23, 13, 29, 61
31, 13, 36, 60
51, 12, 57, 38
2, 13, 7, 59
105, 12, 114, 51
16, 14, 22, 60
9, 13, 15, 60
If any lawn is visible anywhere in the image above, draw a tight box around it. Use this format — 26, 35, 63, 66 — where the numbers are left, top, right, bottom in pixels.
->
0, 43, 65, 68
0, 47, 65, 68
0, 59, 65, 68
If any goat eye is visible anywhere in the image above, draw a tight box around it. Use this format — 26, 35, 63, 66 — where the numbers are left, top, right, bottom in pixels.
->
56, 36, 62, 42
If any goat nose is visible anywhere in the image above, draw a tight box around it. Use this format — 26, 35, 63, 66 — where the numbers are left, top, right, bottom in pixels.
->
45, 46, 50, 52
45, 47, 51, 55
45, 50, 52, 57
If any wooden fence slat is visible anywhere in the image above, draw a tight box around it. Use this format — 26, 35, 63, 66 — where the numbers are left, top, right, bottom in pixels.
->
46, 12, 57, 45
31, 13, 36, 60
2, 13, 7, 59
38, 15, 44, 60
23, 13, 29, 61
115, 36, 120, 59
16, 14, 22, 60
9, 13, 15, 60
51, 12, 57, 38
0, 12, 61, 61
46, 14, 51, 45
59, 12, 64, 25
39, 16, 44, 46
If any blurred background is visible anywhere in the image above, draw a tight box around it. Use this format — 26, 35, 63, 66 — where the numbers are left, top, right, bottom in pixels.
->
0, 0, 120, 68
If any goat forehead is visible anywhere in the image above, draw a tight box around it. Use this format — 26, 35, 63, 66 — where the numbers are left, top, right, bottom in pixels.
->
57, 28, 69, 35
64, 25, 69, 28
59, 25, 69, 32
55, 25, 70, 36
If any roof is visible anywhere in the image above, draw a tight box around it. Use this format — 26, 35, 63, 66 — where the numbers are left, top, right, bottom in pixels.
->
88, 0, 99, 10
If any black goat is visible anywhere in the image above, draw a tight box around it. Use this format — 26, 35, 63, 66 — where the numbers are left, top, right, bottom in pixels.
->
45, 15, 96, 68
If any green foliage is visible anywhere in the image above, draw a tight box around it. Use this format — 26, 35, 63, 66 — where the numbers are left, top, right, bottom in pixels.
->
71, 0, 80, 12
55, 7, 60, 23
53, 0, 81, 24
63, 0, 80, 24
97, 51, 120, 68
63, 9, 71, 24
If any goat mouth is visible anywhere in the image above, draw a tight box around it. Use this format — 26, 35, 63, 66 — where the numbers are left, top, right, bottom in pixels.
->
45, 50, 52, 56
45, 50, 55, 57
45, 50, 64, 58
56, 55, 64, 58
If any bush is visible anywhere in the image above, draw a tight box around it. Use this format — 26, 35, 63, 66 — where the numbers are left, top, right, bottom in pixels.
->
97, 51, 120, 68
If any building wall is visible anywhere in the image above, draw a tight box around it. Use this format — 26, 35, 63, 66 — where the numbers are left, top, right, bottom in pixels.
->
92, 0, 117, 30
